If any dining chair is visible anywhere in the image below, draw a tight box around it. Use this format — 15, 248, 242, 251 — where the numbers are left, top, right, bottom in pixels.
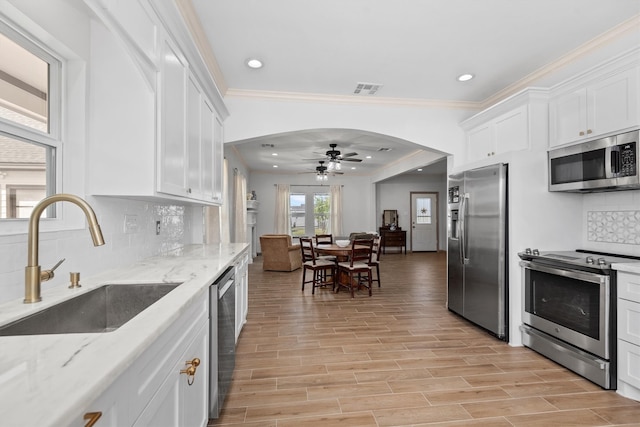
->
299, 237, 336, 295
369, 236, 382, 287
336, 238, 374, 298
314, 233, 337, 267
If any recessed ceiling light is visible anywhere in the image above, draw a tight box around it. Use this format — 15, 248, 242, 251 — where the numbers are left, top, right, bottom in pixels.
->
351, 167, 356, 170
457, 73, 474, 82
417, 168, 423, 171
365, 155, 372, 159
272, 165, 278, 168
271, 153, 278, 156
246, 58, 263, 69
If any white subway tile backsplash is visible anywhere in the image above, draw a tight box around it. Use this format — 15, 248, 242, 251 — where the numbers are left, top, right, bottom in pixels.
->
0, 197, 199, 305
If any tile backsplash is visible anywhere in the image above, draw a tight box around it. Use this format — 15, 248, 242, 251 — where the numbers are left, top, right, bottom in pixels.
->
583, 190, 640, 257
587, 210, 640, 244
0, 197, 198, 305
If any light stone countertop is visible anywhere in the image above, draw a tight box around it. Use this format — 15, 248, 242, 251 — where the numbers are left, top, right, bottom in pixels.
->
613, 262, 640, 275
0, 243, 248, 427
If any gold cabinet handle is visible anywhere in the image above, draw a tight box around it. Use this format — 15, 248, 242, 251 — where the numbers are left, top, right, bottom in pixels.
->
579, 131, 585, 136
587, 129, 592, 134
84, 411, 102, 427
180, 358, 201, 386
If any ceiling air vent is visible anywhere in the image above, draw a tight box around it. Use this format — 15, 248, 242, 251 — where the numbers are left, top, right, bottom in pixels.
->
261, 143, 275, 148
353, 82, 383, 96
377, 147, 392, 152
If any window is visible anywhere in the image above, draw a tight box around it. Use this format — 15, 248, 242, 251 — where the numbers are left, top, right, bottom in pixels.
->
0, 22, 60, 219
415, 197, 432, 224
289, 191, 330, 236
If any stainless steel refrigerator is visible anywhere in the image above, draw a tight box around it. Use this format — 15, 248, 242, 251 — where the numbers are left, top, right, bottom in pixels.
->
447, 163, 508, 340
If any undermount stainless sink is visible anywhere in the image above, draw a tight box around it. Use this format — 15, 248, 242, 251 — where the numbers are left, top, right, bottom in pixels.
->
0, 283, 181, 336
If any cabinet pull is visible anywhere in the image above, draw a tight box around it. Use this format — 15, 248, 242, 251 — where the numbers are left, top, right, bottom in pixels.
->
579, 131, 585, 136
180, 358, 201, 386
83, 412, 102, 427
587, 129, 593, 134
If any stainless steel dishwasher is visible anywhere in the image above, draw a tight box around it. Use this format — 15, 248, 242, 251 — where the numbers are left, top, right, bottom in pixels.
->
209, 266, 236, 419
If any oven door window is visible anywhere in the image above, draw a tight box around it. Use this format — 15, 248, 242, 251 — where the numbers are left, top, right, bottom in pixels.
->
526, 269, 600, 339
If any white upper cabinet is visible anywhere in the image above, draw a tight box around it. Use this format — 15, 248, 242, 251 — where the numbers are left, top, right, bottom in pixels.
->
158, 38, 188, 197
550, 66, 639, 147
463, 100, 533, 166
86, 0, 226, 205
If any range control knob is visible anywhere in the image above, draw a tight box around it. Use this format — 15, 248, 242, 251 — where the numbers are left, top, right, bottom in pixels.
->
597, 258, 607, 266
532, 249, 540, 256
525, 248, 532, 255
586, 256, 595, 264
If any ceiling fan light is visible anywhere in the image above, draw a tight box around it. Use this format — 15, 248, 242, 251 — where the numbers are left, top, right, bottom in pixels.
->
327, 161, 335, 171
335, 161, 341, 171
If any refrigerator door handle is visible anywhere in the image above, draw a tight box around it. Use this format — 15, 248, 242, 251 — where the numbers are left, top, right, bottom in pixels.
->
460, 193, 469, 264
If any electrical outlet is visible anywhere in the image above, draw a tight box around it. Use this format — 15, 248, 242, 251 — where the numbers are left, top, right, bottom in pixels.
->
156, 220, 161, 235
124, 214, 138, 234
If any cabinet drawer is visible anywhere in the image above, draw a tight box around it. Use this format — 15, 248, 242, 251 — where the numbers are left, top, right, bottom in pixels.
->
618, 339, 640, 389
618, 272, 640, 303
618, 298, 640, 346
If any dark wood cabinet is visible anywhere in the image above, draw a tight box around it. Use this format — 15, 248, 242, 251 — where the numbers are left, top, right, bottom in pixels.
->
379, 228, 406, 254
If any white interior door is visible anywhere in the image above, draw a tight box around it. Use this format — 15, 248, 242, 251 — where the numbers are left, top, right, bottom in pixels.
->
411, 192, 438, 251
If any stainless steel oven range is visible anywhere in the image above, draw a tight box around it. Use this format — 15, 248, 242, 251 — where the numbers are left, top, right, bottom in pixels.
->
519, 249, 640, 389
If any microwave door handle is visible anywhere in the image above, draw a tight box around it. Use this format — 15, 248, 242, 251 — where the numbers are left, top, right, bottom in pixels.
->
606, 145, 620, 177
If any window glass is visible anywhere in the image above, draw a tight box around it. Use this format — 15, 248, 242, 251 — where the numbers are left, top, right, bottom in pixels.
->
313, 193, 329, 234
416, 197, 432, 224
289, 191, 330, 236
0, 23, 58, 219
290, 193, 305, 236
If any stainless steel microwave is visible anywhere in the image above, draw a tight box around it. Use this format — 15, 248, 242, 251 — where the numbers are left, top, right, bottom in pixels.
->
548, 130, 639, 192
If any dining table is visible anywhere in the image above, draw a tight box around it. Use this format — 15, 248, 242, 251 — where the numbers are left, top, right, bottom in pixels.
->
314, 243, 356, 262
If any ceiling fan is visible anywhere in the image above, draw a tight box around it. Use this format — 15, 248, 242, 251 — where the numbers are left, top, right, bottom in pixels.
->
304, 143, 363, 171
300, 161, 344, 181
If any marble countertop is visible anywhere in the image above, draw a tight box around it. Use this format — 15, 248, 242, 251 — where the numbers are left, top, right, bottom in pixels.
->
0, 243, 248, 427
613, 262, 640, 274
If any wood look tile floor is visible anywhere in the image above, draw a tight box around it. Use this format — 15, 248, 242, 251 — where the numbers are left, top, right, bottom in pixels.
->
209, 251, 640, 426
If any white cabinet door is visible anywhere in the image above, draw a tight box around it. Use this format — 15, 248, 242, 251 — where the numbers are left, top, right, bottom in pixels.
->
158, 38, 187, 197
70, 374, 131, 427
187, 75, 203, 199
181, 322, 209, 427
549, 89, 587, 146
494, 105, 529, 154
588, 68, 639, 139
133, 320, 208, 427
235, 251, 249, 340
201, 98, 215, 202
467, 123, 494, 163
212, 116, 224, 204
550, 67, 639, 147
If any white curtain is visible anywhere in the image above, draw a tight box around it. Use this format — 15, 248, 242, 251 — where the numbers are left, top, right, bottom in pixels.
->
234, 170, 247, 243
329, 184, 343, 236
274, 184, 290, 234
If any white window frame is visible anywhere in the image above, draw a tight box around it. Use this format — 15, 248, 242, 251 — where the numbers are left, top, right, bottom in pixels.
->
0, 10, 86, 235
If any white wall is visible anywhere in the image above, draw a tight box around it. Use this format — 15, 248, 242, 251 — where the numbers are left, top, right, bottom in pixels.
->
248, 171, 375, 251
376, 172, 448, 251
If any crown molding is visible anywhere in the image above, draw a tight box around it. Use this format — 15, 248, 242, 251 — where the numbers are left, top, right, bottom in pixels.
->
225, 88, 481, 110
481, 14, 640, 109
175, 0, 228, 95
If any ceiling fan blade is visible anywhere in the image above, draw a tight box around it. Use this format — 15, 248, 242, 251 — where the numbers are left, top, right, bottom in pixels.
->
341, 157, 362, 162
340, 152, 359, 157
302, 157, 327, 161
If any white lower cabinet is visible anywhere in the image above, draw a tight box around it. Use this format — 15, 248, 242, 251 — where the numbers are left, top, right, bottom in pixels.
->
235, 249, 249, 341
74, 295, 209, 427
133, 320, 208, 427
617, 271, 640, 401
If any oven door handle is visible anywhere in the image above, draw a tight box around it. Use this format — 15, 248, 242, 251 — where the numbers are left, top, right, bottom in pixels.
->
522, 261, 608, 285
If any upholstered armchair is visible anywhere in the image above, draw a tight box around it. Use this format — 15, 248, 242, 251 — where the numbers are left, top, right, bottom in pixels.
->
259, 234, 302, 271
